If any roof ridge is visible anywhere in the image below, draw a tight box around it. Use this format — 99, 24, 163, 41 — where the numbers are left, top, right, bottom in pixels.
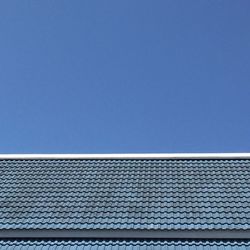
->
0, 153, 250, 160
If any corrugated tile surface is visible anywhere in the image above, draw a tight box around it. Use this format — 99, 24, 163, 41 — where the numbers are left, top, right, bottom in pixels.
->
1, 240, 250, 250
0, 159, 249, 229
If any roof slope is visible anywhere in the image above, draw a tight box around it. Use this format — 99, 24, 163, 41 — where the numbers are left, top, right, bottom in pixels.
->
0, 159, 249, 230
1, 240, 250, 250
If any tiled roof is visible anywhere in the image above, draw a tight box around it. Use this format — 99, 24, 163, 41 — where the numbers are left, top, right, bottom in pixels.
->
1, 240, 250, 250
0, 159, 249, 230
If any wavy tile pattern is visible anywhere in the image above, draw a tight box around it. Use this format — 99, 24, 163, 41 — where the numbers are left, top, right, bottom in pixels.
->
1, 240, 250, 250
0, 159, 249, 229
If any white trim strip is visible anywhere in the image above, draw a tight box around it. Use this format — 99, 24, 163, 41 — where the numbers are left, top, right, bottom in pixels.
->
0, 153, 250, 160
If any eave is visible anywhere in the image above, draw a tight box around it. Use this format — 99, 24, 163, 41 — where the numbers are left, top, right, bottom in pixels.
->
1, 229, 250, 239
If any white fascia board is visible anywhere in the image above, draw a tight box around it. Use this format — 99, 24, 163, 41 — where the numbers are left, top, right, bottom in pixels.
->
0, 153, 250, 160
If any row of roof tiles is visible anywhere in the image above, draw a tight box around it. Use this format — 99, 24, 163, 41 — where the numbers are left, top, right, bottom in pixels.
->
1, 240, 250, 250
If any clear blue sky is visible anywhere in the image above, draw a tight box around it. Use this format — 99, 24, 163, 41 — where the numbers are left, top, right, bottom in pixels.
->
0, 1, 249, 153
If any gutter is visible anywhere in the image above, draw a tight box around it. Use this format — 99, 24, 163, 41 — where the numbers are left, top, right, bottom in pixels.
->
0, 229, 250, 239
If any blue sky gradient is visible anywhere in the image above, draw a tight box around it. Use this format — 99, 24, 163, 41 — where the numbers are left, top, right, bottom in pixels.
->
0, 1, 250, 153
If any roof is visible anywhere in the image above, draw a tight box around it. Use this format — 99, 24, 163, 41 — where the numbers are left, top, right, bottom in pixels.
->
0, 154, 250, 232
1, 240, 250, 250
0, 153, 250, 249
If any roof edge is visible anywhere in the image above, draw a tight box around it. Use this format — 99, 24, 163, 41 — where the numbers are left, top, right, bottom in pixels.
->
0, 153, 250, 160
1, 229, 250, 239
